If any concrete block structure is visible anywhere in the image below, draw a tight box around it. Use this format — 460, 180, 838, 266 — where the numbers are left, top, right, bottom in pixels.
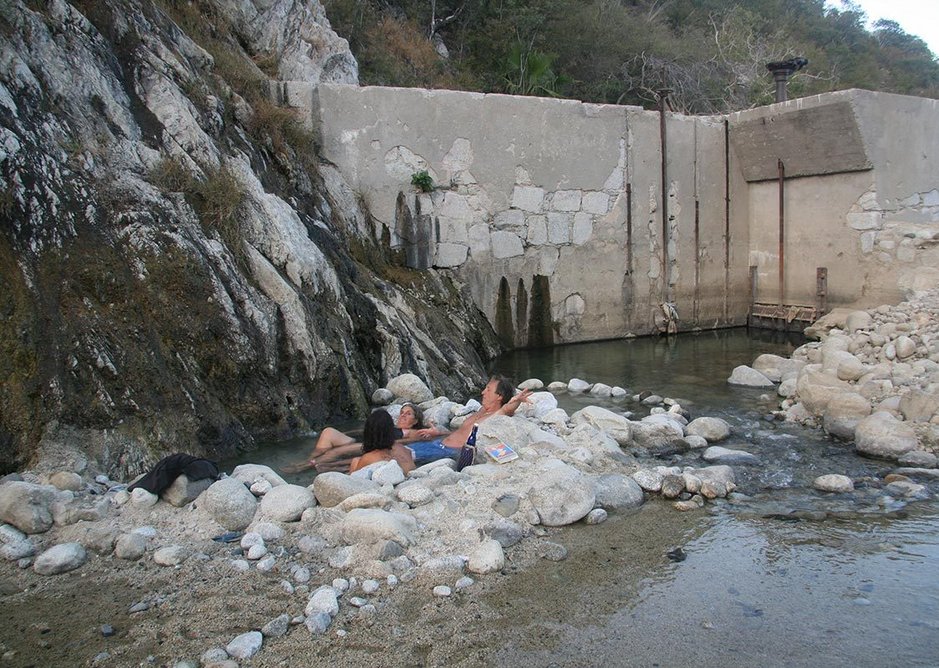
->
277, 83, 939, 346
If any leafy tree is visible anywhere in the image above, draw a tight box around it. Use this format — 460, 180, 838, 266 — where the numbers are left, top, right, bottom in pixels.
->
323, 0, 939, 109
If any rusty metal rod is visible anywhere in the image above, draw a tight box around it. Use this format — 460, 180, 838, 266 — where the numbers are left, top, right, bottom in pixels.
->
694, 198, 700, 325
723, 119, 730, 322
658, 89, 670, 303
778, 159, 785, 308
626, 182, 633, 273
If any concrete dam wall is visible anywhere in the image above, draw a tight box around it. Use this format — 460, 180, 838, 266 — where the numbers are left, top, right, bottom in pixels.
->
285, 83, 939, 345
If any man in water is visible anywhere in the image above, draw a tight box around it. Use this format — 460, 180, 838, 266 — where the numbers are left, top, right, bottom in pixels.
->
407, 375, 531, 465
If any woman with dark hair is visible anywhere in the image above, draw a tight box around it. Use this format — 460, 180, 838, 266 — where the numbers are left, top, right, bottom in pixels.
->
349, 410, 416, 474
283, 403, 443, 474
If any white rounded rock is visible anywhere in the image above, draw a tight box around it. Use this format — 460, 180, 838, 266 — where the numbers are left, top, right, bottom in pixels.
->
467, 539, 505, 574
33, 543, 86, 575
686, 417, 731, 442
813, 474, 855, 493
226, 631, 263, 660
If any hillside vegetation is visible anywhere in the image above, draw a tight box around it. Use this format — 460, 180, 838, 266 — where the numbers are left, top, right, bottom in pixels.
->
325, 0, 939, 113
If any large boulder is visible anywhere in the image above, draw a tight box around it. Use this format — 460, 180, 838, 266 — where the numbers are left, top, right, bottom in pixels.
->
854, 412, 919, 460
475, 414, 565, 450
312, 473, 380, 508
230, 465, 286, 489
339, 509, 417, 545
570, 407, 631, 446
386, 374, 433, 403
592, 474, 644, 510
823, 393, 872, 440
796, 367, 852, 415
0, 482, 58, 534
515, 391, 559, 419
527, 465, 596, 526
899, 388, 939, 422
686, 417, 731, 442
844, 310, 873, 333
754, 353, 808, 381
727, 365, 774, 387
33, 543, 87, 575
203, 478, 258, 531
258, 484, 316, 522
162, 475, 214, 508
564, 424, 623, 461
467, 539, 505, 574
629, 420, 684, 450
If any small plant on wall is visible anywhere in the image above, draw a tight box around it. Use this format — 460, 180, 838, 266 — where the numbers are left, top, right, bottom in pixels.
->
411, 170, 434, 193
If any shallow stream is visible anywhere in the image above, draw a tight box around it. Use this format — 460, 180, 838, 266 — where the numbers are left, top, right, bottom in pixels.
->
485, 328, 939, 666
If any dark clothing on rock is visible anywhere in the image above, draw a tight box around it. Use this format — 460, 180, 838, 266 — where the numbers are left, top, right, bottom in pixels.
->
127, 453, 220, 495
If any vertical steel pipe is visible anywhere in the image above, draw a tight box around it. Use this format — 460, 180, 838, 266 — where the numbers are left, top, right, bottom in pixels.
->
626, 182, 633, 274
658, 89, 670, 302
723, 119, 730, 322
778, 159, 785, 308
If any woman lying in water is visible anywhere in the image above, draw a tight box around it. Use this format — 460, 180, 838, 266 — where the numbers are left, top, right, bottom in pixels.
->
282, 403, 446, 474
349, 410, 416, 474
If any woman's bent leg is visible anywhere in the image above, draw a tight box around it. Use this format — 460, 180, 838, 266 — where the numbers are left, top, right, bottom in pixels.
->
314, 442, 364, 473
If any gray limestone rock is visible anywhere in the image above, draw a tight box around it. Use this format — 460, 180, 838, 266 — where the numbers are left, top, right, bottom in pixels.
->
727, 365, 774, 387
823, 393, 872, 440
230, 465, 287, 489
632, 469, 664, 492
527, 466, 596, 526
153, 545, 190, 566
339, 509, 417, 545
855, 412, 919, 460
387, 374, 433, 403
899, 389, 939, 422
702, 446, 760, 465
467, 539, 505, 574
33, 542, 87, 575
312, 472, 380, 507
305, 586, 340, 617
397, 484, 435, 507
49, 472, 83, 492
258, 484, 316, 522
482, 519, 524, 548
203, 478, 258, 531
162, 475, 213, 508
491, 494, 521, 517
585, 508, 608, 524
0, 482, 57, 534
813, 474, 854, 493
897, 451, 938, 468
686, 417, 731, 442
569, 406, 631, 446
261, 614, 291, 638
592, 474, 645, 510
371, 388, 394, 405
114, 533, 149, 560
225, 631, 263, 660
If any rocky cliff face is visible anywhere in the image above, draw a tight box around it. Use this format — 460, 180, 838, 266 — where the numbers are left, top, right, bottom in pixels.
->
0, 0, 499, 477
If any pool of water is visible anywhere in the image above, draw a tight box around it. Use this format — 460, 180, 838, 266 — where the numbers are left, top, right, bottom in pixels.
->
483, 328, 939, 667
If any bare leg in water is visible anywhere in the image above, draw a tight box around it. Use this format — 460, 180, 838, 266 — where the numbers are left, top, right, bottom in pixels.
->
281, 428, 362, 473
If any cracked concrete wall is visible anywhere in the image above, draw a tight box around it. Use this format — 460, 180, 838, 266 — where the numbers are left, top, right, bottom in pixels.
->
313, 84, 749, 344
306, 84, 938, 343
732, 89, 939, 309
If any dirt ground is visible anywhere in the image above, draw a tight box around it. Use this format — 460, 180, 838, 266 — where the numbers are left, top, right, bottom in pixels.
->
0, 503, 701, 668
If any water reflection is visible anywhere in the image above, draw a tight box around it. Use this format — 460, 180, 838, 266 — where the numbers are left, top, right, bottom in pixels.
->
486, 328, 939, 667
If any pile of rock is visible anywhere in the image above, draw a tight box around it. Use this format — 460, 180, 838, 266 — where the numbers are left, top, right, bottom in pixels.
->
0, 370, 873, 664
730, 289, 939, 467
